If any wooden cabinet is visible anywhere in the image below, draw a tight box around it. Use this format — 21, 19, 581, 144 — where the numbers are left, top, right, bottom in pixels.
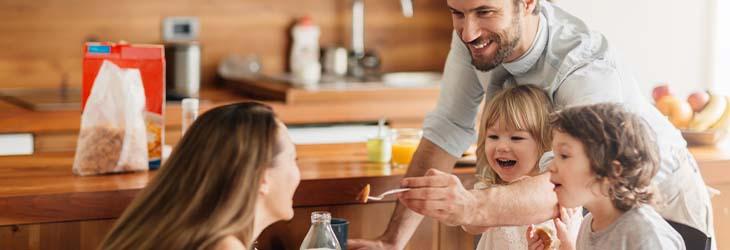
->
0, 220, 115, 250
258, 203, 473, 250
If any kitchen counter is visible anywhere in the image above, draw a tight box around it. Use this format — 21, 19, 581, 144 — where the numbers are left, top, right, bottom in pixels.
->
2, 141, 729, 225
1, 86, 729, 249
2, 141, 728, 250
0, 143, 478, 226
0, 85, 459, 249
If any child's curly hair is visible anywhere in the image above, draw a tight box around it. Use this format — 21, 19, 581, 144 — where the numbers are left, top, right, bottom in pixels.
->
550, 103, 659, 211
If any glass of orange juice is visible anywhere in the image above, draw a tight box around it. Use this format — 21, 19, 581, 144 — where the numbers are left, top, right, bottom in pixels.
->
391, 128, 422, 168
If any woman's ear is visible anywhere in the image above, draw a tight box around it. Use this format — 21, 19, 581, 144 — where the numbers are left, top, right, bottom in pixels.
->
258, 168, 271, 195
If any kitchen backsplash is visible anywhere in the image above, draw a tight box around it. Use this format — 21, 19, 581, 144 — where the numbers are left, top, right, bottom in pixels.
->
0, 0, 452, 89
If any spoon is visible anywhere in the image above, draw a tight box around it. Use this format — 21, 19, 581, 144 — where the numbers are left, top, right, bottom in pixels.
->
356, 184, 411, 203
367, 188, 411, 201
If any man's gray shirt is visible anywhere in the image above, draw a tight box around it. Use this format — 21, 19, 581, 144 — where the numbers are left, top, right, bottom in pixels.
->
422, 0, 686, 183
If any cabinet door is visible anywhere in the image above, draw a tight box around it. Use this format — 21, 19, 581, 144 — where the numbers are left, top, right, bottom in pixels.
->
0, 219, 116, 250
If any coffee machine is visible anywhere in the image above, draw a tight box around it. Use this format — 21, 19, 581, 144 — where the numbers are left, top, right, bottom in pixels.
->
162, 17, 200, 100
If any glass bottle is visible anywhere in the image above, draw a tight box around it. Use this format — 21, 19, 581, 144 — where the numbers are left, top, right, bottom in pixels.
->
300, 211, 341, 250
181, 98, 199, 135
390, 128, 422, 168
366, 118, 391, 163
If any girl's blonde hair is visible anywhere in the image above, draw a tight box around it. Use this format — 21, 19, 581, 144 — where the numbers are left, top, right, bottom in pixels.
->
100, 102, 280, 250
475, 85, 553, 185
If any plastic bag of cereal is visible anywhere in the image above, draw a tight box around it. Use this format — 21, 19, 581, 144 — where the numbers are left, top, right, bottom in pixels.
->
72, 60, 148, 175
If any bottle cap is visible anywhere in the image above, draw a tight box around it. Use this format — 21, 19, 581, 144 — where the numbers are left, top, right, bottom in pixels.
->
298, 16, 314, 26
311, 211, 331, 222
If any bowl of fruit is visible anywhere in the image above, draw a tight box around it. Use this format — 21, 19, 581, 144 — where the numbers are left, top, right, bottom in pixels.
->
653, 84, 730, 146
681, 130, 727, 146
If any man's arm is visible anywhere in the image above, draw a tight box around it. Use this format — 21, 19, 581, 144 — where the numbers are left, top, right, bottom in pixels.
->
350, 31, 482, 249
379, 139, 459, 248
399, 170, 558, 227
348, 139, 457, 249
468, 173, 558, 226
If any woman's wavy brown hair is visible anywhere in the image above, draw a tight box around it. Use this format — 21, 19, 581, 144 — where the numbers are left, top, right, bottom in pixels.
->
100, 102, 280, 250
550, 103, 659, 211
476, 85, 554, 185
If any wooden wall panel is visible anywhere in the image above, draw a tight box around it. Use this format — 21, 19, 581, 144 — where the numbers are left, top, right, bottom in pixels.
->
0, 0, 452, 89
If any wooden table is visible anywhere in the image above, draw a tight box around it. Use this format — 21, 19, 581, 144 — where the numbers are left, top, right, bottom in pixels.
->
0, 85, 458, 249
1, 141, 729, 249
0, 143, 477, 249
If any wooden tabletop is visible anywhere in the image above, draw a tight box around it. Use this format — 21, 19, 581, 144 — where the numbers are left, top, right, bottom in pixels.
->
2, 141, 729, 226
0, 143, 476, 225
2, 87, 729, 226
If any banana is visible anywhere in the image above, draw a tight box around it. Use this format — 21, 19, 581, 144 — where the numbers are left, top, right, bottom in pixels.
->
708, 96, 730, 132
688, 93, 727, 131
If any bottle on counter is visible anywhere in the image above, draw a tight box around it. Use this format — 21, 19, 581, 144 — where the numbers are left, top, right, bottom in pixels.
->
290, 16, 321, 88
366, 117, 391, 163
300, 211, 342, 250
181, 98, 199, 135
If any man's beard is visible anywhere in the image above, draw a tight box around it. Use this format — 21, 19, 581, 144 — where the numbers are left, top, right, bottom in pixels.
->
468, 16, 522, 72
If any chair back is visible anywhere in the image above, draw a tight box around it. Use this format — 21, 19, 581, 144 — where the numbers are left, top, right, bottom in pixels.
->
666, 219, 711, 250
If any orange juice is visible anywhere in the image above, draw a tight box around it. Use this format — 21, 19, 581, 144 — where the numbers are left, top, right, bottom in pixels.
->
391, 139, 419, 167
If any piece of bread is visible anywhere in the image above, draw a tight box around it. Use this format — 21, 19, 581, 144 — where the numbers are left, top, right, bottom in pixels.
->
356, 184, 370, 203
535, 227, 554, 250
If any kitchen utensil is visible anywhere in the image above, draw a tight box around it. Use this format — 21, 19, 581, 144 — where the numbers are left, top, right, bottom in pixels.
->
323, 47, 348, 76
165, 41, 200, 98
367, 188, 411, 201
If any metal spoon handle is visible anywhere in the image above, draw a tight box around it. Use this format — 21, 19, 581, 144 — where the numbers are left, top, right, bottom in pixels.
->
380, 188, 411, 196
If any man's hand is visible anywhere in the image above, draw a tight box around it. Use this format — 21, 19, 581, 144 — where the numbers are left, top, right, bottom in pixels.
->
398, 168, 477, 226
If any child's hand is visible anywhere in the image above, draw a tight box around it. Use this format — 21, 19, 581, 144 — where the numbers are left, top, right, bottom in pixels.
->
526, 224, 544, 250
554, 206, 582, 250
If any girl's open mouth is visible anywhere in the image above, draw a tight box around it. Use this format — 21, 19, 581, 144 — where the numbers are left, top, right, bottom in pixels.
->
496, 158, 517, 168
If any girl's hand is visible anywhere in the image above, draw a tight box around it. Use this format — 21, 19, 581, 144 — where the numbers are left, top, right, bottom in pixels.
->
526, 224, 545, 250
554, 206, 582, 250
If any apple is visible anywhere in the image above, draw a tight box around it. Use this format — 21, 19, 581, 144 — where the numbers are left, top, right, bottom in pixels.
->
652, 84, 673, 103
656, 95, 693, 128
687, 91, 710, 112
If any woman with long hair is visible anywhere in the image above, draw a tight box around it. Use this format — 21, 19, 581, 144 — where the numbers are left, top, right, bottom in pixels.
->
100, 102, 300, 250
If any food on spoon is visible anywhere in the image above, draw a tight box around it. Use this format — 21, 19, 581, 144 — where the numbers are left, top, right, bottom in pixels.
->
356, 184, 370, 203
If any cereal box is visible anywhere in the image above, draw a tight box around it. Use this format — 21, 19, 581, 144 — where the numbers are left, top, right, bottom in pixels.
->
82, 42, 165, 169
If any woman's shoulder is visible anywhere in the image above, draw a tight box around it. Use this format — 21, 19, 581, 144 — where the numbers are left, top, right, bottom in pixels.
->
211, 236, 245, 250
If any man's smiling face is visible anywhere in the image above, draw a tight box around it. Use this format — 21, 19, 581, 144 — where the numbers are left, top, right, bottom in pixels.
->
447, 0, 524, 71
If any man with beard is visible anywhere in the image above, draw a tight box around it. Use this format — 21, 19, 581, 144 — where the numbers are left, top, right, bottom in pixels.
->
349, 0, 715, 249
